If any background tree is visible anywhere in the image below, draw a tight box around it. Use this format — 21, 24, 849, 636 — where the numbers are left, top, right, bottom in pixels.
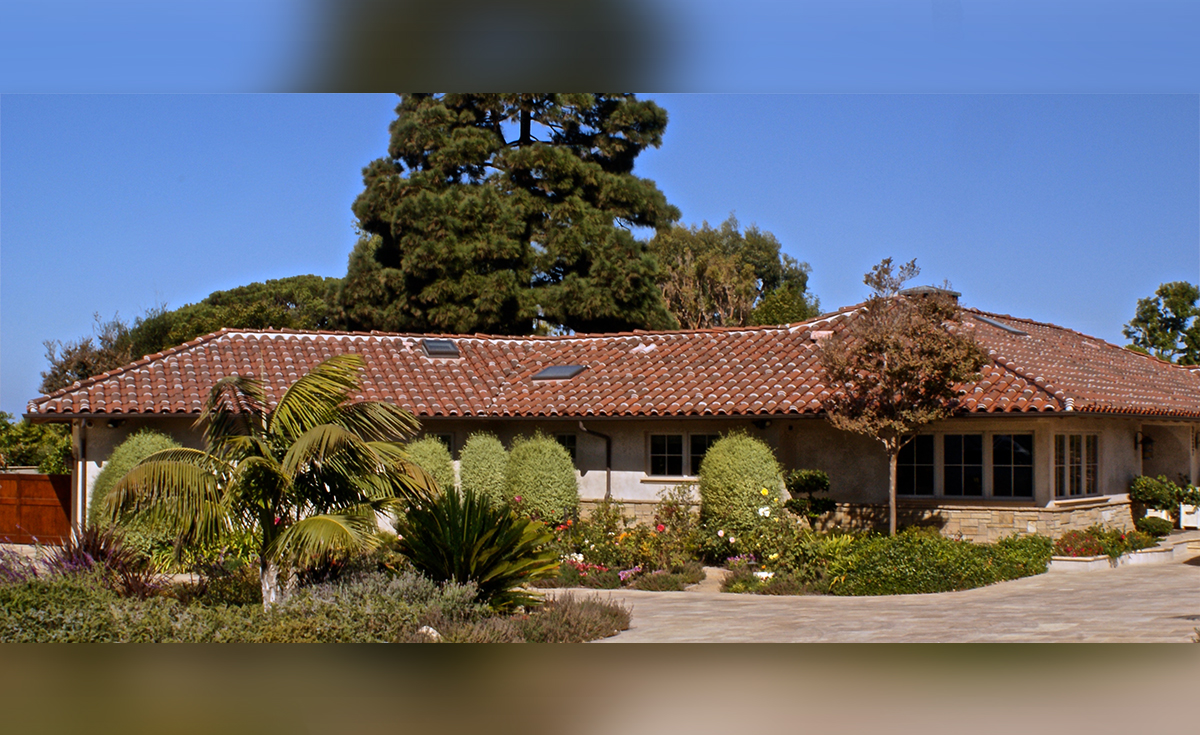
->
1123, 281, 1199, 365
648, 216, 819, 329
0, 412, 71, 473
342, 93, 680, 335
104, 354, 432, 606
39, 276, 341, 395
819, 259, 986, 536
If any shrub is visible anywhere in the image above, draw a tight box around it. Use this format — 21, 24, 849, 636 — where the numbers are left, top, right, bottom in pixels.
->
87, 429, 181, 527
0, 547, 39, 584
459, 432, 509, 507
1136, 516, 1173, 538
698, 432, 783, 532
784, 469, 836, 523
397, 486, 559, 611
1129, 475, 1200, 524
1053, 525, 1157, 559
515, 594, 631, 642
826, 531, 1052, 596
43, 525, 168, 599
405, 437, 456, 494
504, 433, 579, 523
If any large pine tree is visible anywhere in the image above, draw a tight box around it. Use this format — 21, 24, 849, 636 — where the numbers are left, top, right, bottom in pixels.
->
342, 94, 681, 335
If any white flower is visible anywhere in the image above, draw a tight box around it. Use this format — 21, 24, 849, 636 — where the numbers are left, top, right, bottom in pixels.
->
753, 571, 775, 580
758, 507, 771, 517
566, 553, 584, 563
717, 530, 725, 537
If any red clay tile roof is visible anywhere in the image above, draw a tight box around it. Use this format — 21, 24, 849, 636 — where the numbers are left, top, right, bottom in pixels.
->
25, 306, 1200, 420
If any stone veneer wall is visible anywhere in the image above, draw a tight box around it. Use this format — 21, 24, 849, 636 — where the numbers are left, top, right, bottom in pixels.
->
812, 498, 1134, 543
582, 497, 1135, 542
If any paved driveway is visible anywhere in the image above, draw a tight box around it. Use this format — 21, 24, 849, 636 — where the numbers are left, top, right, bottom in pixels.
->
583, 551, 1200, 642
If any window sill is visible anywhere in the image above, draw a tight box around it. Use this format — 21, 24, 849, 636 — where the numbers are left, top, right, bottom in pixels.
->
898, 496, 1037, 507
641, 476, 697, 484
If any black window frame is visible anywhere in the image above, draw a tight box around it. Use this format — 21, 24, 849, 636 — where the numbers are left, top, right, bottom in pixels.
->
648, 434, 685, 476
992, 434, 1034, 498
897, 435, 935, 496
943, 434, 984, 497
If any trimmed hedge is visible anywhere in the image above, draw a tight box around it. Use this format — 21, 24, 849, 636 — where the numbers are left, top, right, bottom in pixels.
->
505, 433, 579, 523
459, 433, 509, 507
87, 429, 181, 527
826, 531, 1053, 596
698, 432, 783, 532
405, 437, 456, 493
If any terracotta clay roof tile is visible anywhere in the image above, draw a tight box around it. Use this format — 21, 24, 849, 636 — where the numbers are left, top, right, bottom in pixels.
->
26, 307, 1200, 420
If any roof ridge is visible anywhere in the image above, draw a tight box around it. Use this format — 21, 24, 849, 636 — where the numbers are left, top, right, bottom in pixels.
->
28, 328, 236, 407
983, 349, 1068, 410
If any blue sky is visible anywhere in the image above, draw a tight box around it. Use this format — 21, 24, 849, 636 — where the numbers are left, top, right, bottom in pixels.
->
2, 93, 1196, 416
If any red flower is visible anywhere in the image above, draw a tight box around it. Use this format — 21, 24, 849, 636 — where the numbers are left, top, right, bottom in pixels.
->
513, 495, 522, 503
656, 524, 666, 533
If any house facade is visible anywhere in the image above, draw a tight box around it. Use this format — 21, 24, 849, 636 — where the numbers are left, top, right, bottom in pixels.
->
26, 297, 1200, 542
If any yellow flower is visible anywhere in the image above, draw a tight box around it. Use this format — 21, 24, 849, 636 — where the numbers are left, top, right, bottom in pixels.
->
760, 488, 769, 496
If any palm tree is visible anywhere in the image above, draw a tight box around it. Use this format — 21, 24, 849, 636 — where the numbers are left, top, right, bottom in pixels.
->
105, 354, 433, 605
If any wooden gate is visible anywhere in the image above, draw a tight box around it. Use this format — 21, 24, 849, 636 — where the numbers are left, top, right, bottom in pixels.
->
0, 473, 72, 544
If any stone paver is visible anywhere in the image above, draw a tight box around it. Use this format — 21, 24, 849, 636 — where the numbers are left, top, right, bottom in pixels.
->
574, 548, 1200, 642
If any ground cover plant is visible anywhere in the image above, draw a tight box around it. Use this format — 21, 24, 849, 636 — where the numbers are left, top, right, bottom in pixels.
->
0, 527, 628, 642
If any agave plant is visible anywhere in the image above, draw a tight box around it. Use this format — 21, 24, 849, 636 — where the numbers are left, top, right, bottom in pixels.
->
397, 486, 559, 612
105, 354, 433, 606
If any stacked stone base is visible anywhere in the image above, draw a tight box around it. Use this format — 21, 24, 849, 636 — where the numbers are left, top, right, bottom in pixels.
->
812, 497, 1134, 543
581, 496, 1134, 543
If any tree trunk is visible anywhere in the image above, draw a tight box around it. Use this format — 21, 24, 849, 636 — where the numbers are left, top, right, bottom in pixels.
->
260, 559, 286, 607
888, 451, 898, 536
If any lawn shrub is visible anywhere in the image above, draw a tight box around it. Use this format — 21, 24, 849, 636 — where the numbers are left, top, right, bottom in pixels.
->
86, 429, 182, 560
504, 433, 579, 523
826, 530, 1052, 596
1135, 516, 1173, 538
405, 437, 456, 494
515, 594, 631, 642
458, 433, 509, 507
698, 432, 783, 532
0, 547, 39, 584
87, 429, 181, 527
783, 469, 836, 524
44, 525, 168, 599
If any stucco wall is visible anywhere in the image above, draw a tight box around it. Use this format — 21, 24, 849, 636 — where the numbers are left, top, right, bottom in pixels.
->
70, 412, 1196, 531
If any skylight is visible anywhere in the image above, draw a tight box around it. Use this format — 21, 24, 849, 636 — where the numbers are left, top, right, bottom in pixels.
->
532, 365, 586, 380
421, 338, 461, 357
974, 315, 1028, 336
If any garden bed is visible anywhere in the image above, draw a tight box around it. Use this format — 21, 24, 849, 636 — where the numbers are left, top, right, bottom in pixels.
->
1048, 539, 1189, 572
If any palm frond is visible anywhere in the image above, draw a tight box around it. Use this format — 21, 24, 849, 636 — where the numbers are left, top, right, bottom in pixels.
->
267, 510, 378, 567
107, 459, 236, 545
269, 353, 365, 445
333, 400, 421, 442
279, 423, 368, 478
198, 375, 267, 452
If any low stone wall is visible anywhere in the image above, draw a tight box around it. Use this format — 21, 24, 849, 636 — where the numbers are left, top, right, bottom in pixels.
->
812, 497, 1134, 543
580, 496, 1134, 543
579, 498, 682, 524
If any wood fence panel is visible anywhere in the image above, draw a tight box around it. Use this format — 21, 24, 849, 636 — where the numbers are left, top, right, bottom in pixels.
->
0, 473, 72, 544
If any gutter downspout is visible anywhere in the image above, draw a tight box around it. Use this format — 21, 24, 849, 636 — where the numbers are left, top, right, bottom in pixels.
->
578, 422, 612, 501
73, 420, 86, 533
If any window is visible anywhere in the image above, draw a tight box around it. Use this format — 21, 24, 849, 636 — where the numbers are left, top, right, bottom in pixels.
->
433, 434, 453, 454
649, 434, 684, 476
1055, 434, 1097, 498
555, 433, 577, 462
897, 435, 935, 495
690, 434, 720, 475
993, 434, 1034, 498
943, 434, 983, 496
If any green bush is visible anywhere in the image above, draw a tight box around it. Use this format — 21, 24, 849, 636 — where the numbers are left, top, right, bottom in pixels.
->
1135, 516, 1174, 538
1053, 525, 1157, 559
405, 437, 456, 494
784, 469, 837, 522
504, 433, 579, 523
87, 429, 181, 528
396, 486, 559, 611
459, 433, 509, 507
1129, 475, 1200, 525
826, 531, 1052, 596
698, 432, 783, 532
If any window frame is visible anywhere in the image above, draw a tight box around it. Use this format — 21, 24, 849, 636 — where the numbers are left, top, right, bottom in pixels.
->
896, 431, 1037, 500
1054, 433, 1099, 499
646, 432, 722, 478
